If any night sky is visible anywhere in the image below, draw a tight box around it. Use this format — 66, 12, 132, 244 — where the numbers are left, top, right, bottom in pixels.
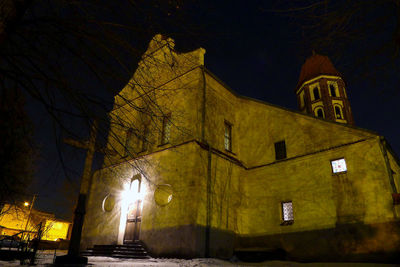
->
24, 1, 400, 220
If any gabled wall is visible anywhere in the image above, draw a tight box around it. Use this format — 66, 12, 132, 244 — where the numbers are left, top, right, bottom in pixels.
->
103, 35, 205, 167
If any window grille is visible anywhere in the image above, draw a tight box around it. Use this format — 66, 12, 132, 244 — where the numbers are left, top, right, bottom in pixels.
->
331, 158, 347, 174
281, 201, 294, 223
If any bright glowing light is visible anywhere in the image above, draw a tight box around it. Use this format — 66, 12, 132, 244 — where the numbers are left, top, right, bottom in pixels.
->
331, 158, 347, 173
120, 178, 146, 210
118, 177, 147, 244
24, 202, 29, 207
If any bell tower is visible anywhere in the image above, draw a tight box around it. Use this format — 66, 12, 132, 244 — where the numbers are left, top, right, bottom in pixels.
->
295, 52, 354, 125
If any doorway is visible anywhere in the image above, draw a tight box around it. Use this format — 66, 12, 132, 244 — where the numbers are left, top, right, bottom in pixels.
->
123, 176, 142, 243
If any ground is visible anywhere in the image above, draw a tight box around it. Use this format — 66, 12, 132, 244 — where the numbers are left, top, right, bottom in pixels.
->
0, 250, 398, 266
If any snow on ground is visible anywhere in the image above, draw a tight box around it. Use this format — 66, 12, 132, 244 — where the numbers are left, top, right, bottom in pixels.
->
0, 250, 398, 266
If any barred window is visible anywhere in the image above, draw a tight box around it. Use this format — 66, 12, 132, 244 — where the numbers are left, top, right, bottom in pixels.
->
331, 158, 347, 174
281, 201, 294, 222
224, 122, 232, 151
274, 140, 286, 160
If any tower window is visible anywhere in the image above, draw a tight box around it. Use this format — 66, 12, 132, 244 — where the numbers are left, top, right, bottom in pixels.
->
275, 140, 287, 160
316, 108, 324, 118
161, 114, 171, 145
335, 106, 343, 119
328, 82, 340, 97
224, 121, 232, 151
330, 85, 336, 97
313, 87, 320, 100
281, 201, 294, 224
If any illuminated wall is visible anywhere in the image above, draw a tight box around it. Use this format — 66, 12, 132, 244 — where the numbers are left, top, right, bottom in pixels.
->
0, 204, 71, 241
81, 35, 400, 261
0, 204, 31, 234
42, 220, 71, 241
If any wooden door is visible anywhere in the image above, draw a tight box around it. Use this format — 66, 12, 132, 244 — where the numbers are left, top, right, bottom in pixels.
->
123, 199, 142, 243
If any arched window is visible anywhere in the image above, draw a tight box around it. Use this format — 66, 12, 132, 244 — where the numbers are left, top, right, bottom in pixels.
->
316, 108, 324, 118
131, 179, 140, 193
313, 87, 320, 100
330, 85, 336, 97
335, 106, 343, 119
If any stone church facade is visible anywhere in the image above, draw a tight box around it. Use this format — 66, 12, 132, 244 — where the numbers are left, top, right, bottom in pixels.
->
81, 35, 400, 262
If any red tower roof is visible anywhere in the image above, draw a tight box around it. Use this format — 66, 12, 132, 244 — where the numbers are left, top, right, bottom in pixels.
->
296, 53, 341, 91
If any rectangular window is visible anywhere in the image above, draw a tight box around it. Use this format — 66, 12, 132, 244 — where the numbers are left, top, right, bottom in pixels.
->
275, 140, 287, 160
161, 114, 171, 145
281, 201, 294, 224
224, 122, 232, 151
140, 125, 149, 152
331, 158, 347, 174
124, 128, 134, 157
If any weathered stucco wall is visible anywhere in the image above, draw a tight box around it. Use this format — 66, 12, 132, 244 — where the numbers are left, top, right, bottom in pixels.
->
203, 71, 377, 169
239, 138, 399, 260
83, 142, 210, 257
82, 36, 400, 262
243, 138, 394, 234
81, 166, 127, 249
103, 35, 205, 167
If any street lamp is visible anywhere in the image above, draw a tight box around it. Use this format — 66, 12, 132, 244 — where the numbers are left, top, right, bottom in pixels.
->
24, 195, 37, 235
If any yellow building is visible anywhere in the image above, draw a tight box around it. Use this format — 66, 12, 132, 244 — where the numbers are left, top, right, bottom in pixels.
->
81, 35, 400, 262
0, 204, 71, 241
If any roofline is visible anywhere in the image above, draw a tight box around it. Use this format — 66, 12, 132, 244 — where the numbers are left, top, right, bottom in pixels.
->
381, 136, 400, 168
203, 67, 380, 137
295, 74, 344, 94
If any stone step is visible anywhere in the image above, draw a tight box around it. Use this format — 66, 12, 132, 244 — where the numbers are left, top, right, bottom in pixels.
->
94, 244, 143, 248
92, 246, 145, 251
111, 254, 149, 259
89, 248, 146, 253
86, 250, 147, 255
82, 242, 150, 259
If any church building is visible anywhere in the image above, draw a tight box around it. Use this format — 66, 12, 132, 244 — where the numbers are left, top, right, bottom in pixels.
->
81, 35, 400, 262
